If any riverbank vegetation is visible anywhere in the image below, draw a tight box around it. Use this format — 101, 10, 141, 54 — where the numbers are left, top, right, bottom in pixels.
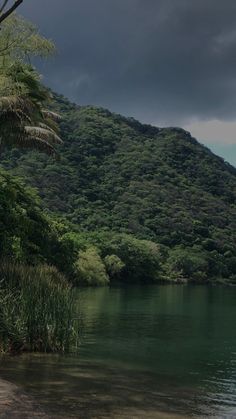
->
0, 263, 78, 354
0, 13, 77, 353
0, 8, 236, 353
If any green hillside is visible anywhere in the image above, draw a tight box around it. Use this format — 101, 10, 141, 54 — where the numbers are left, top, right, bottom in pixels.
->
1, 93, 236, 282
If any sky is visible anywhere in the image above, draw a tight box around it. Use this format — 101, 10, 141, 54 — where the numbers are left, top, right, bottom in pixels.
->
19, 0, 236, 166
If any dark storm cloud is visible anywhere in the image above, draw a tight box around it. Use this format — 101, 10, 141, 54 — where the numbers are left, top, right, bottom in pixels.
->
20, 0, 236, 125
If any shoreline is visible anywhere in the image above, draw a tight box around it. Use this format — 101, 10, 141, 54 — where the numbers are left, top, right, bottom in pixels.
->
0, 374, 193, 419
0, 378, 48, 419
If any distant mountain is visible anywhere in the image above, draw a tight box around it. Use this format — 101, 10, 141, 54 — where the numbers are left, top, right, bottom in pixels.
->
1, 93, 236, 280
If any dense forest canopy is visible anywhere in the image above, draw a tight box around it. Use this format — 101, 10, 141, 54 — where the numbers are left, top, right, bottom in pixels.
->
1, 93, 236, 283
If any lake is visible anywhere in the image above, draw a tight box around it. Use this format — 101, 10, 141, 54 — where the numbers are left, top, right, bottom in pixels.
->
0, 285, 236, 418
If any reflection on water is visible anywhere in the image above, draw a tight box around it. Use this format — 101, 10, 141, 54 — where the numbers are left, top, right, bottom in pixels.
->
1, 285, 236, 418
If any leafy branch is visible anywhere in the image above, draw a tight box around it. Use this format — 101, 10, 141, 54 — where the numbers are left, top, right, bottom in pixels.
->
0, 0, 23, 25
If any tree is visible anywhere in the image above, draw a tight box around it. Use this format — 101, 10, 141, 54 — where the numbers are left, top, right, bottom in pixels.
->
0, 1, 23, 25
166, 246, 209, 281
0, 62, 62, 155
104, 254, 125, 280
0, 14, 55, 59
75, 247, 109, 286
0, 15, 62, 155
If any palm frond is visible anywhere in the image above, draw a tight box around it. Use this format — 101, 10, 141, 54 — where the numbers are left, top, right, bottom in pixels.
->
42, 110, 62, 121
10, 134, 57, 155
0, 62, 62, 156
41, 117, 61, 134
0, 95, 35, 116
24, 126, 63, 145
0, 95, 24, 111
38, 122, 57, 133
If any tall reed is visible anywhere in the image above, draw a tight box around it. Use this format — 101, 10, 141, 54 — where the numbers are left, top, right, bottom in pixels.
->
0, 262, 79, 353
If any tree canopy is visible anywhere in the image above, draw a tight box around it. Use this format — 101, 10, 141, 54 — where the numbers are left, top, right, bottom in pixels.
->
2, 94, 236, 283
0, 0, 24, 25
0, 14, 61, 155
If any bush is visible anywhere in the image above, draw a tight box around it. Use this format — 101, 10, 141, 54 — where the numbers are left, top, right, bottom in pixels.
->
75, 247, 109, 286
64, 232, 161, 283
105, 235, 161, 283
166, 246, 209, 281
104, 254, 125, 280
0, 169, 52, 264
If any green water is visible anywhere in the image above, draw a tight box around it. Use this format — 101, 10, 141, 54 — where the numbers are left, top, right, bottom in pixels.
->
1, 285, 236, 418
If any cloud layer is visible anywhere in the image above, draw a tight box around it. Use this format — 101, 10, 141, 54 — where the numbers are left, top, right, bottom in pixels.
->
21, 1, 236, 129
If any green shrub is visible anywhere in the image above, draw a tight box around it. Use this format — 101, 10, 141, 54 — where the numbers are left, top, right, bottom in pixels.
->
64, 231, 161, 283
75, 247, 109, 286
0, 169, 52, 264
166, 246, 209, 281
104, 254, 125, 280
104, 234, 161, 283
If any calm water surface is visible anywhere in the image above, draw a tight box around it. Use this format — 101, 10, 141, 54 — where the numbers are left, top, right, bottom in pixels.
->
1, 285, 236, 418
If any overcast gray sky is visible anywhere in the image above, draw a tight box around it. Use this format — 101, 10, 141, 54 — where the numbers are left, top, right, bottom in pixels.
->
20, 0, 236, 165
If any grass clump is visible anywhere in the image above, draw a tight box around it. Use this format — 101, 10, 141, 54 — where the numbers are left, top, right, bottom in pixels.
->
0, 262, 79, 354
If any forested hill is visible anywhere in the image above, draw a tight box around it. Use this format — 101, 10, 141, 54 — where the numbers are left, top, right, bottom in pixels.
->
1, 93, 236, 258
